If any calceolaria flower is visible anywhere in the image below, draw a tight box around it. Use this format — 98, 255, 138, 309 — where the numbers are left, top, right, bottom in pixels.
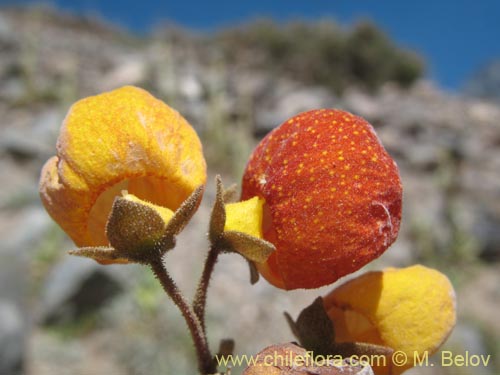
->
240, 109, 402, 289
323, 265, 457, 374
39, 86, 207, 253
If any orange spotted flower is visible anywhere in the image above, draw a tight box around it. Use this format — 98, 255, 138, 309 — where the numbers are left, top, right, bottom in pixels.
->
240, 109, 402, 289
39, 86, 206, 250
323, 265, 457, 374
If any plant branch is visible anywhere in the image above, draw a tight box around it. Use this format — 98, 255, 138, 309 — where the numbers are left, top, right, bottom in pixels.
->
150, 258, 215, 374
194, 244, 221, 332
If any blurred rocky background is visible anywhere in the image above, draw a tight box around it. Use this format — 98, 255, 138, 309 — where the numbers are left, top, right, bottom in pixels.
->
0, 5, 498, 375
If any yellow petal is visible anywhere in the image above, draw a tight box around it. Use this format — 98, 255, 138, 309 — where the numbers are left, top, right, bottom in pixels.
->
225, 197, 265, 239
39, 86, 206, 247
324, 265, 456, 374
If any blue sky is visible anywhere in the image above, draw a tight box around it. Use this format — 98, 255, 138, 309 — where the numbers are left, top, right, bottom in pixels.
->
7, 0, 500, 91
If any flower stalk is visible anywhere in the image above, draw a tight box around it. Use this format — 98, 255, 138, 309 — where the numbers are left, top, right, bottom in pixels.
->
150, 257, 216, 375
194, 244, 221, 333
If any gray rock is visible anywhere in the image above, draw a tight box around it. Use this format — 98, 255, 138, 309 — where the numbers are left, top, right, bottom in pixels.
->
0, 207, 53, 309
0, 210, 39, 374
473, 208, 500, 261
0, 78, 25, 103
0, 161, 40, 209
2, 207, 54, 256
342, 88, 382, 120
463, 59, 500, 103
255, 82, 336, 135
0, 130, 50, 161
178, 73, 203, 101
31, 108, 62, 140
403, 143, 441, 171
0, 13, 16, 48
230, 70, 270, 98
0, 109, 61, 161
97, 55, 147, 92
0, 301, 25, 375
0, 253, 28, 310
39, 257, 125, 325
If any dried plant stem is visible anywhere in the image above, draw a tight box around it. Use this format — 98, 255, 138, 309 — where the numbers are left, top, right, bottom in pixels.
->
150, 258, 215, 375
194, 245, 221, 331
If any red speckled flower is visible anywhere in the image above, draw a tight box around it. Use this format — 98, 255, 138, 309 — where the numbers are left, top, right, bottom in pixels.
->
241, 109, 402, 290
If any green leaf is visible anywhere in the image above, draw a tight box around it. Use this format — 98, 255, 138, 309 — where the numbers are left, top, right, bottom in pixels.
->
209, 175, 226, 244
221, 231, 275, 263
285, 297, 335, 356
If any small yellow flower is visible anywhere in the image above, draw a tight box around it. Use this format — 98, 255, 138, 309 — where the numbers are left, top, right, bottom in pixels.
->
39, 86, 206, 248
323, 265, 456, 374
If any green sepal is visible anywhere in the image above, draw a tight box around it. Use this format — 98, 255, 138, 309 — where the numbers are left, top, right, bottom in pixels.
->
103, 184, 204, 264
208, 176, 274, 266
284, 297, 335, 356
246, 260, 260, 285
221, 231, 275, 263
285, 298, 394, 363
106, 197, 166, 262
215, 338, 235, 358
212, 338, 235, 373
209, 175, 226, 244
68, 246, 126, 263
160, 184, 204, 246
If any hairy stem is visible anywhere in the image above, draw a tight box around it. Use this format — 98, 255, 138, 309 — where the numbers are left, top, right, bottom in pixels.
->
150, 258, 215, 374
194, 245, 221, 331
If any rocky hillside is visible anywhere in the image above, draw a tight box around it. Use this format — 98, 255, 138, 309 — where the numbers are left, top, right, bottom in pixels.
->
464, 59, 500, 103
0, 6, 499, 375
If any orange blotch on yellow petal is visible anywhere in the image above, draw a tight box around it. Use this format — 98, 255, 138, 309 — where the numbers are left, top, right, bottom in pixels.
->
39, 86, 206, 248
323, 265, 457, 374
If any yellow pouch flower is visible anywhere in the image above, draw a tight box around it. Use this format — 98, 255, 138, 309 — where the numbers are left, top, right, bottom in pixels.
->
39, 86, 206, 248
323, 265, 456, 374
